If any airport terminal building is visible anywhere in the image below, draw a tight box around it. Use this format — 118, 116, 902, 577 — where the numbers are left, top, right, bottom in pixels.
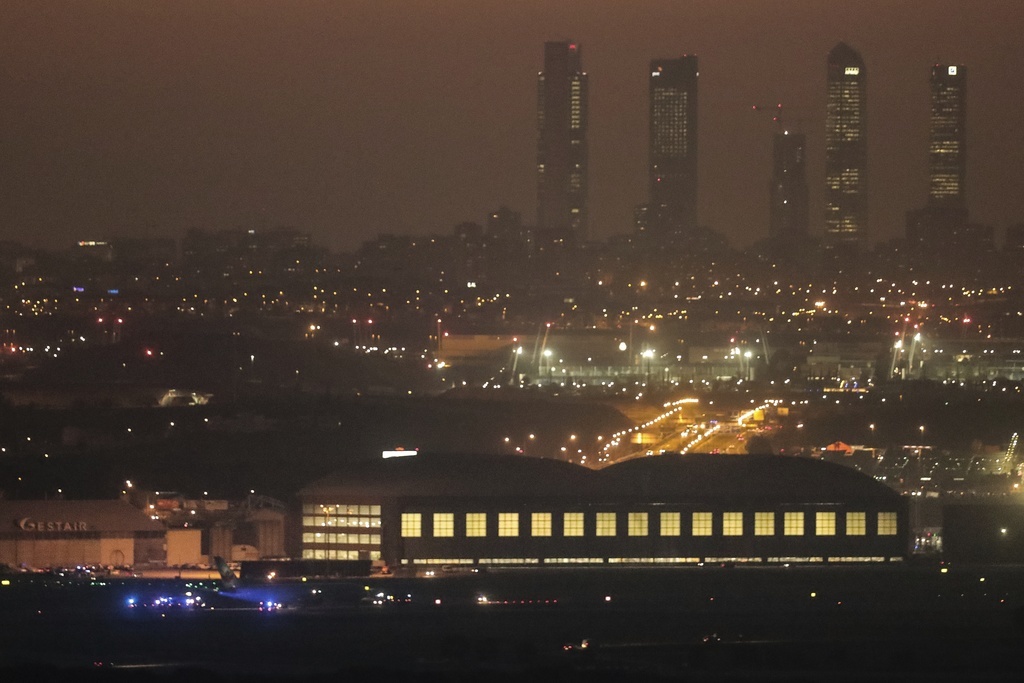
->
0, 500, 166, 569
298, 453, 908, 569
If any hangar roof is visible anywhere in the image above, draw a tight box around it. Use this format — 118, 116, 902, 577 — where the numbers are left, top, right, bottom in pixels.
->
301, 452, 899, 505
302, 453, 597, 500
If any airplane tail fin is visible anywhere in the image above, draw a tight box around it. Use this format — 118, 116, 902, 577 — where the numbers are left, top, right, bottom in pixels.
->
213, 556, 238, 589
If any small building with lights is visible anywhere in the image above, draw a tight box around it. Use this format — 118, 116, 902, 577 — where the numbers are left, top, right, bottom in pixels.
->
298, 453, 908, 570
0, 500, 166, 569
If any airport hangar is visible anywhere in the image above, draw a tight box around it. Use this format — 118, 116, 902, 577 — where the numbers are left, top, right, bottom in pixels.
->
298, 453, 909, 570
0, 500, 173, 569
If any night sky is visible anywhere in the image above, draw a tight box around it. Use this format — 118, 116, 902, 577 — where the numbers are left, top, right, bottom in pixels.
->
2, 1, 1023, 253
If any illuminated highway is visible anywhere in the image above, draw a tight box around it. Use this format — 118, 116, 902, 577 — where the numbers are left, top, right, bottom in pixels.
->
595, 399, 784, 465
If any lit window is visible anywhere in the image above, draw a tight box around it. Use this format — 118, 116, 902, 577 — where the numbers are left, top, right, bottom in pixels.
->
660, 512, 681, 536
754, 512, 775, 536
816, 511, 836, 536
846, 512, 866, 536
692, 512, 713, 536
595, 512, 617, 537
628, 512, 649, 537
784, 512, 805, 536
498, 513, 519, 537
877, 512, 898, 536
723, 512, 744, 536
563, 512, 584, 537
465, 513, 486, 537
400, 513, 421, 538
433, 513, 453, 538
531, 512, 552, 537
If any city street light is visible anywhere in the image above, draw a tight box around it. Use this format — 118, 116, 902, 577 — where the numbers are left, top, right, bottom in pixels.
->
641, 349, 655, 386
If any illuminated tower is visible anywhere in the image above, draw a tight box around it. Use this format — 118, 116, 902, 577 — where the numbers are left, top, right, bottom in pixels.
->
769, 131, 808, 241
929, 64, 966, 207
905, 63, 969, 252
648, 56, 699, 242
537, 41, 588, 239
824, 42, 867, 249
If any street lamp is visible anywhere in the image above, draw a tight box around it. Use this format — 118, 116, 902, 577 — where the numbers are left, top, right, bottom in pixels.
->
509, 346, 523, 385
641, 349, 655, 386
890, 339, 903, 378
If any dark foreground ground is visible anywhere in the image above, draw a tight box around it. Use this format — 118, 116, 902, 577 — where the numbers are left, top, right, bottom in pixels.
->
2, 563, 1024, 681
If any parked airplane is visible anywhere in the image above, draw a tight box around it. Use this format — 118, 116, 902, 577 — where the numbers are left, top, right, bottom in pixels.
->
210, 556, 367, 609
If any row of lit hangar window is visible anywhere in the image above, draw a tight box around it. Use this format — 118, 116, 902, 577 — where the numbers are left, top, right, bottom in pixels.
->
399, 510, 899, 539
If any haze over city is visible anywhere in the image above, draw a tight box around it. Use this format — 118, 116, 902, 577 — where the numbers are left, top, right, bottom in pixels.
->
7, 3, 1024, 680
2, 0, 1024, 252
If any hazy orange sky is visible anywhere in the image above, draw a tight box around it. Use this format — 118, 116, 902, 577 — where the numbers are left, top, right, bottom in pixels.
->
2, 0, 1023, 252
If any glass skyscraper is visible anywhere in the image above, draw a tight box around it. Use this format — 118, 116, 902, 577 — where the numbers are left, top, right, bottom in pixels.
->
537, 41, 588, 240
647, 56, 699, 243
929, 64, 966, 207
824, 42, 867, 249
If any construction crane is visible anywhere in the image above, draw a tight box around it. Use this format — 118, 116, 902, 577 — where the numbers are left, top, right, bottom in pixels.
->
751, 102, 806, 135
751, 102, 784, 127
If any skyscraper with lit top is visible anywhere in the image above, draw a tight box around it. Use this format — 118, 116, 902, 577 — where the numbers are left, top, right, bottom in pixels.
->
537, 41, 588, 240
824, 42, 867, 249
929, 64, 966, 207
906, 63, 971, 256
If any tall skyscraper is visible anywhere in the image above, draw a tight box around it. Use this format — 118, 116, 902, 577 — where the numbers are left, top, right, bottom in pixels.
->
769, 131, 808, 242
905, 63, 969, 254
929, 64, 966, 207
647, 56, 699, 242
824, 42, 867, 249
537, 41, 588, 240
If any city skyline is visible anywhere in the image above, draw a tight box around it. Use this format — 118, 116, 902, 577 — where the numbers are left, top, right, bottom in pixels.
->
1, 1, 1023, 253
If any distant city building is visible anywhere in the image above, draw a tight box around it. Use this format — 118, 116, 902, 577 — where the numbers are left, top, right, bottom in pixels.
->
769, 132, 809, 242
181, 227, 320, 277
1005, 223, 1024, 252
824, 42, 868, 249
486, 206, 524, 241
906, 64, 970, 256
929, 64, 966, 207
646, 56, 700, 243
537, 41, 588, 240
